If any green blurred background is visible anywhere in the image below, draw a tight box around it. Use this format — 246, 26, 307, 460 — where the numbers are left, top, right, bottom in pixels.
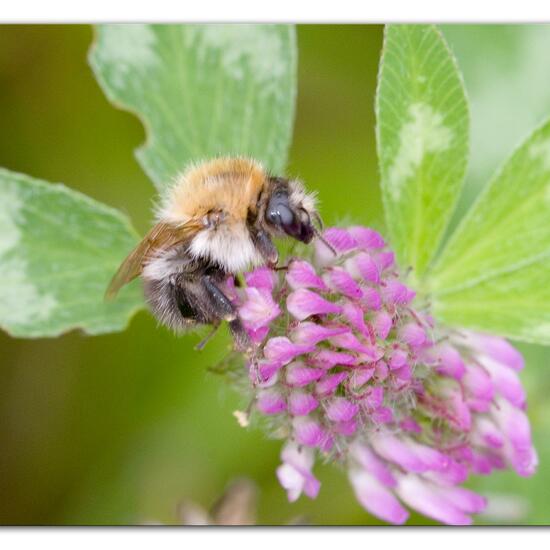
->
0, 24, 549, 525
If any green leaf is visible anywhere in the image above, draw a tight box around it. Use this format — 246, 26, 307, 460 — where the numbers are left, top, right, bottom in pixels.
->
443, 25, 550, 190
89, 24, 297, 192
0, 168, 143, 337
429, 119, 550, 344
376, 25, 469, 278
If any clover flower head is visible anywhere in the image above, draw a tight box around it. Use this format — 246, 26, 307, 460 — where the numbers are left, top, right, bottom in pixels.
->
232, 226, 537, 525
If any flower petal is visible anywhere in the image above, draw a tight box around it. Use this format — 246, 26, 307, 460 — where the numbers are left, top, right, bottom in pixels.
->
246, 325, 270, 344
399, 323, 427, 349
492, 398, 538, 477
310, 349, 357, 369
462, 363, 494, 403
464, 332, 524, 371
288, 391, 319, 416
251, 359, 282, 387
293, 417, 326, 447
257, 389, 286, 415
350, 442, 396, 487
374, 360, 389, 380
329, 331, 374, 355
276, 463, 305, 502
286, 363, 325, 387
316, 372, 348, 397
389, 349, 408, 370
375, 250, 395, 271
440, 385, 472, 431
332, 420, 355, 436
245, 266, 278, 291
239, 287, 281, 330
286, 260, 327, 291
314, 228, 357, 267
349, 367, 375, 390
381, 280, 411, 305
287, 289, 342, 321
372, 406, 394, 424
349, 469, 409, 524
264, 337, 315, 364
348, 226, 385, 249
324, 267, 364, 299
277, 443, 320, 501
373, 311, 393, 339
290, 322, 349, 346
403, 438, 451, 472
395, 475, 472, 525
361, 287, 382, 310
326, 397, 359, 422
480, 356, 526, 408
425, 458, 468, 485
399, 417, 422, 434
437, 486, 487, 514
370, 433, 428, 473
341, 302, 371, 337
362, 386, 384, 409
353, 252, 381, 284
436, 344, 466, 379
473, 417, 504, 449
322, 228, 357, 252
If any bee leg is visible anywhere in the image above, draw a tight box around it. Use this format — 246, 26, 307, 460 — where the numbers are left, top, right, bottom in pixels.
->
202, 274, 237, 321
201, 275, 252, 351
250, 228, 278, 267
194, 322, 221, 351
173, 281, 198, 319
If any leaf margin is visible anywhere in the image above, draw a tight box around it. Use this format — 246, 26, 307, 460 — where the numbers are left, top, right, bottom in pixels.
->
0, 166, 145, 339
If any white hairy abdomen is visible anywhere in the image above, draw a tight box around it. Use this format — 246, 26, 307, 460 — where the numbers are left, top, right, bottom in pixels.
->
142, 223, 264, 282
189, 223, 264, 273
141, 248, 183, 281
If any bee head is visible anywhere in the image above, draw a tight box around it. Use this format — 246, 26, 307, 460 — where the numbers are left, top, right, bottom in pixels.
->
264, 177, 317, 244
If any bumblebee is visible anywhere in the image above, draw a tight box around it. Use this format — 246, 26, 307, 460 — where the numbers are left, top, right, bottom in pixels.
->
106, 157, 321, 348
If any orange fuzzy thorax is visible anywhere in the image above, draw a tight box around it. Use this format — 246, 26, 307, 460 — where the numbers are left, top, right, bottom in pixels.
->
160, 157, 268, 225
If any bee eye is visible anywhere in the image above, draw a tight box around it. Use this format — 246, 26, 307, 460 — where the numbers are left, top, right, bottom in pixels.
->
265, 190, 292, 225
267, 198, 295, 227
266, 192, 314, 244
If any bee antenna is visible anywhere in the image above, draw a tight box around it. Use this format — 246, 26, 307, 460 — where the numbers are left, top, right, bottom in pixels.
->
312, 211, 324, 231
313, 226, 337, 256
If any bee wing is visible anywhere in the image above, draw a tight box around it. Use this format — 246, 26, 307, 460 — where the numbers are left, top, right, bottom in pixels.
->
105, 220, 201, 301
